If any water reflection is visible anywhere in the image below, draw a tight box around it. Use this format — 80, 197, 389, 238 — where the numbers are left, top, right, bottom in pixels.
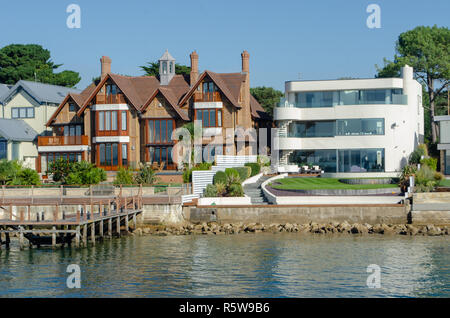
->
0, 234, 448, 297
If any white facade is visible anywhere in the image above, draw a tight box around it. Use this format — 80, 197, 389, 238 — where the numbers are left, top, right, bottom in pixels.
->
274, 65, 424, 175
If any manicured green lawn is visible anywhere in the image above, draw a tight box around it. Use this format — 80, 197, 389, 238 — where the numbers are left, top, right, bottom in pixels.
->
439, 179, 450, 187
270, 177, 399, 190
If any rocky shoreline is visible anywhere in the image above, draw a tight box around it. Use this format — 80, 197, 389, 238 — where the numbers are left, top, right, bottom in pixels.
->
135, 222, 450, 237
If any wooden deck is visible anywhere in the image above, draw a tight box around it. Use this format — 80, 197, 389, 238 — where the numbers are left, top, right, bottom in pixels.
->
0, 194, 143, 250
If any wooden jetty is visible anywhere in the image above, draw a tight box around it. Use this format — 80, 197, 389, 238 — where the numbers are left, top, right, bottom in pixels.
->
0, 193, 143, 250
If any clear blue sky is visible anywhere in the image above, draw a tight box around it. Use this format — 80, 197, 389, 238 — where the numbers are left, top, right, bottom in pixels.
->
0, 0, 448, 91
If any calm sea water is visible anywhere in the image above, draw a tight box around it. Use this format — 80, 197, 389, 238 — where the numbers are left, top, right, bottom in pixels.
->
0, 234, 449, 298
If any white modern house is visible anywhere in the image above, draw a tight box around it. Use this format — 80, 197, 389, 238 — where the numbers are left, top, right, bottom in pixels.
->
274, 65, 424, 177
435, 115, 450, 175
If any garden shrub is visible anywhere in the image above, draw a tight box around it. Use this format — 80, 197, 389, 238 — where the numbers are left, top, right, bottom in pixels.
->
135, 163, 158, 185
114, 167, 135, 185
16, 168, 40, 185
228, 182, 244, 197
215, 182, 227, 197
204, 184, 218, 197
245, 162, 260, 177
213, 171, 227, 185
420, 157, 437, 171
183, 162, 212, 183
225, 168, 240, 179
409, 144, 428, 164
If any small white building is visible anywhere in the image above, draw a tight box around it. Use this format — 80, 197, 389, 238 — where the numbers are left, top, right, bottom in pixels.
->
274, 65, 424, 177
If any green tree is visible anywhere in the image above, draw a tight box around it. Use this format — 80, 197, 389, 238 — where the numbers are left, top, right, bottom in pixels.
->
250, 86, 284, 118
140, 61, 191, 77
375, 25, 450, 143
0, 44, 80, 87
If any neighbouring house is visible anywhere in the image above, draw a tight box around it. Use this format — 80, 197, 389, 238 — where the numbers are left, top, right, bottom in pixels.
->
0, 81, 80, 168
0, 118, 38, 167
434, 115, 450, 175
39, 50, 269, 176
274, 65, 424, 176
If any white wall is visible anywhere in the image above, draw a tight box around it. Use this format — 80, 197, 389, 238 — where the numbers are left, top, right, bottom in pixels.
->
275, 67, 423, 173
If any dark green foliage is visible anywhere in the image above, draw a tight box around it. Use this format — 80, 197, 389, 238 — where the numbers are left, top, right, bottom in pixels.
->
0, 44, 80, 87
375, 25, 450, 144
245, 162, 261, 177
0, 160, 40, 185
16, 168, 40, 185
250, 86, 283, 118
225, 168, 240, 179
48, 160, 106, 185
409, 144, 428, 164
213, 170, 227, 185
48, 158, 73, 183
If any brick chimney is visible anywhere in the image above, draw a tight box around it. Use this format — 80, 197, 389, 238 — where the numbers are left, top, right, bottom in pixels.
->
240, 50, 251, 129
100, 56, 112, 79
190, 51, 199, 86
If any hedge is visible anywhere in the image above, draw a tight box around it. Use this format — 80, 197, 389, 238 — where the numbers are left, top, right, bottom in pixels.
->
233, 166, 251, 182
213, 171, 227, 185
245, 162, 260, 177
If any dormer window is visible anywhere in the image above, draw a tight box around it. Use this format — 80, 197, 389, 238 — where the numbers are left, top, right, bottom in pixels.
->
69, 103, 76, 112
162, 62, 168, 74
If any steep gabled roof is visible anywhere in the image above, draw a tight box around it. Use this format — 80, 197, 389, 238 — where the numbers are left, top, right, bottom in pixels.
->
0, 118, 38, 142
141, 87, 189, 121
46, 84, 95, 126
179, 71, 245, 108
0, 80, 80, 105
76, 73, 190, 117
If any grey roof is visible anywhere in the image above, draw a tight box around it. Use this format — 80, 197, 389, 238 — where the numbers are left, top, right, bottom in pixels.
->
0, 80, 81, 105
0, 84, 11, 99
0, 118, 38, 142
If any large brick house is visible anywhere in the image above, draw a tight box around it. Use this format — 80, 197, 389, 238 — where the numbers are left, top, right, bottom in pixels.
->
37, 50, 269, 174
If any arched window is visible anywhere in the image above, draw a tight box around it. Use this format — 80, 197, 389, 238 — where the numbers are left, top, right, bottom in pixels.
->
169, 62, 173, 73
162, 61, 167, 74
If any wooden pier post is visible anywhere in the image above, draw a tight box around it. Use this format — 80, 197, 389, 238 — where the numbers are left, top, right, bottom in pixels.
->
75, 226, 80, 247
76, 210, 80, 223
19, 227, 24, 251
52, 226, 56, 248
91, 222, 95, 245
125, 214, 129, 233
83, 225, 88, 247
108, 218, 112, 238
90, 204, 94, 221
5, 232, 10, 249
99, 220, 104, 238
83, 204, 87, 221
133, 213, 137, 230
116, 216, 121, 237
108, 200, 111, 216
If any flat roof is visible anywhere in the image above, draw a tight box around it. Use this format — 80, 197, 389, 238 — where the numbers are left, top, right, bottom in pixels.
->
434, 115, 450, 122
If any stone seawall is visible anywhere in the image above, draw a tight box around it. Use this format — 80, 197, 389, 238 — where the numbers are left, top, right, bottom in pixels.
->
185, 204, 409, 225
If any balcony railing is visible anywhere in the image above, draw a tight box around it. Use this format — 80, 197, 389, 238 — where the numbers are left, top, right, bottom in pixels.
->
277, 94, 408, 108
38, 135, 89, 146
194, 91, 221, 102
95, 94, 126, 104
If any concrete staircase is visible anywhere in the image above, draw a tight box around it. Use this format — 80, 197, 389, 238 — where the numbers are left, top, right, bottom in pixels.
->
244, 175, 272, 205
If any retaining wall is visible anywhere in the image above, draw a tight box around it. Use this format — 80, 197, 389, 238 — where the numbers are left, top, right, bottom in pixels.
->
186, 204, 408, 225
